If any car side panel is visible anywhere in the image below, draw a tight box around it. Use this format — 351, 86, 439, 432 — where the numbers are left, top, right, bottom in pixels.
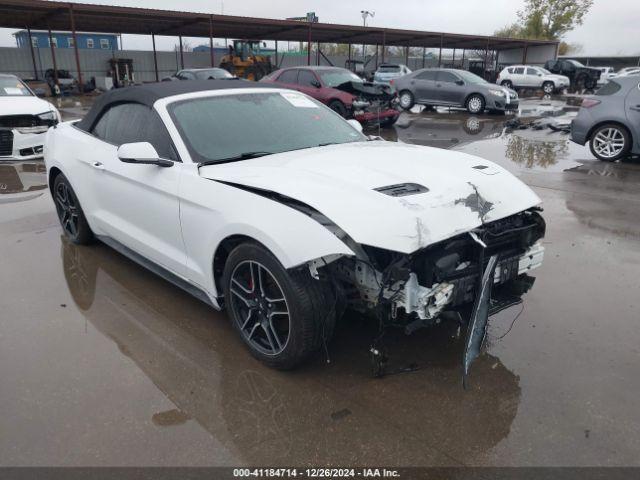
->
177, 165, 355, 298
625, 85, 640, 152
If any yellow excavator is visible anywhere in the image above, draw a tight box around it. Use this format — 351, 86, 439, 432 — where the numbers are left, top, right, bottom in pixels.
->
219, 40, 275, 81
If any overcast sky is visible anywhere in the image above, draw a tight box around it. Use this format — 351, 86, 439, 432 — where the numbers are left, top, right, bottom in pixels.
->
1, 0, 638, 55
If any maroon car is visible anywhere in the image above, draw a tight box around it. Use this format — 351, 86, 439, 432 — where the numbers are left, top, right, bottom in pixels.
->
261, 66, 400, 126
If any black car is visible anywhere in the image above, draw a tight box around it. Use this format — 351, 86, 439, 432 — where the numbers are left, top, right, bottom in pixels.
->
544, 59, 601, 90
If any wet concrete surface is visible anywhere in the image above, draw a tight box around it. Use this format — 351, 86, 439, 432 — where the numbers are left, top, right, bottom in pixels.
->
1, 96, 640, 466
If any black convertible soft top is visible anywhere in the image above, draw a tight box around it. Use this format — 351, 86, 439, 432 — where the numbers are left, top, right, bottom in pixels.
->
76, 79, 279, 131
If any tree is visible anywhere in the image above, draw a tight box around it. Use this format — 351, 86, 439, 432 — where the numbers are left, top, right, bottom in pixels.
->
495, 0, 593, 40
558, 41, 584, 55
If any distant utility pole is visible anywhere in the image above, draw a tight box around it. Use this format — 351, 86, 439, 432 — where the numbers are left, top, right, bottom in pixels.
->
361, 10, 374, 59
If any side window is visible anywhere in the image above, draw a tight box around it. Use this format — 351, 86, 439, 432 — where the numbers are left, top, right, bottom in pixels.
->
298, 70, 318, 87
514, 67, 525, 74
416, 70, 436, 81
507, 67, 514, 74
91, 103, 177, 161
278, 70, 298, 84
437, 71, 459, 83
527, 68, 538, 75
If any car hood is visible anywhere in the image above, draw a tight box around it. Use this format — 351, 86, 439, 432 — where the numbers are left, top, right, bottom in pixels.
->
199, 142, 541, 254
0, 95, 56, 116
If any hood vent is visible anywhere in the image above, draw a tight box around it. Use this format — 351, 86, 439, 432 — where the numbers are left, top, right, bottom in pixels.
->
374, 183, 429, 197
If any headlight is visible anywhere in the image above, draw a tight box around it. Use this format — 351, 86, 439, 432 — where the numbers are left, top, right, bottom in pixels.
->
488, 89, 506, 97
38, 111, 58, 124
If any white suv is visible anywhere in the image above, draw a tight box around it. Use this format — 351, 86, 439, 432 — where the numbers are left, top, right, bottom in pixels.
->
497, 65, 570, 94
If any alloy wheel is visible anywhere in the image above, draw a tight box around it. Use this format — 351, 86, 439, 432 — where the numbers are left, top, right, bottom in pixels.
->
593, 128, 626, 159
543, 83, 554, 94
468, 97, 483, 113
55, 182, 80, 238
229, 260, 290, 356
400, 93, 412, 109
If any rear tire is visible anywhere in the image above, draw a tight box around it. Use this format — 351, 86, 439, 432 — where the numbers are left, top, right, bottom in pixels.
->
589, 123, 631, 162
53, 173, 93, 245
398, 90, 415, 111
222, 242, 336, 370
466, 94, 485, 114
328, 100, 348, 118
501, 80, 513, 89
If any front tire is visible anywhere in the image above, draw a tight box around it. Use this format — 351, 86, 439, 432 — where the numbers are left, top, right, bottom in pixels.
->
542, 81, 555, 94
328, 100, 348, 118
589, 124, 631, 162
398, 90, 415, 111
223, 242, 335, 369
466, 94, 485, 114
53, 173, 93, 245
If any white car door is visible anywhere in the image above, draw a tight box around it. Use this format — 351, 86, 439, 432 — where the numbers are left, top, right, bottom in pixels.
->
525, 67, 542, 87
511, 67, 526, 87
86, 102, 186, 276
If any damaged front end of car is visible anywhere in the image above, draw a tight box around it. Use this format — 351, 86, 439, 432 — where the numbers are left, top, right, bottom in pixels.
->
334, 81, 400, 125
309, 207, 546, 383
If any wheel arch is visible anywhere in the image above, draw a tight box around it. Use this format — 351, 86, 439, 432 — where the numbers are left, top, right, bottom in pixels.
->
48, 166, 63, 196
586, 120, 633, 143
464, 92, 486, 108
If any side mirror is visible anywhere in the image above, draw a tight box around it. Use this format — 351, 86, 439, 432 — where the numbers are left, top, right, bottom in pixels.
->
455, 80, 464, 86
117, 142, 173, 167
347, 119, 363, 133
311, 80, 321, 88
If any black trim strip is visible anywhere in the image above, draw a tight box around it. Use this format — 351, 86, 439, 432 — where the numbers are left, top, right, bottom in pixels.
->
97, 235, 216, 308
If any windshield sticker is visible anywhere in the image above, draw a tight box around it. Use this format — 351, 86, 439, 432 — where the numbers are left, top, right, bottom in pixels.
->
280, 92, 318, 108
4, 87, 24, 95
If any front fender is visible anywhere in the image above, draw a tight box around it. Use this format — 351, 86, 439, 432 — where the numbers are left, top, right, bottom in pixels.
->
179, 173, 355, 297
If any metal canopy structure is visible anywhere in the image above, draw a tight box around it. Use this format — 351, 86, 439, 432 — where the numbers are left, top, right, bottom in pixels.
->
0, 0, 557, 51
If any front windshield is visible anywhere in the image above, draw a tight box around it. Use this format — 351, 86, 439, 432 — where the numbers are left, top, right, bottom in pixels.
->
169, 91, 366, 164
455, 70, 488, 84
568, 60, 585, 67
378, 65, 400, 73
539, 67, 552, 75
195, 69, 233, 80
0, 77, 32, 96
317, 69, 363, 87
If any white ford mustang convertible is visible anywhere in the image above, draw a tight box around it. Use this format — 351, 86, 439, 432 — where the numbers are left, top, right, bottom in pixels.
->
45, 80, 545, 377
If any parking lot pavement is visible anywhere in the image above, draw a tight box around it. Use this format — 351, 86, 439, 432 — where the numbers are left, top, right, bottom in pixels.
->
1, 97, 640, 467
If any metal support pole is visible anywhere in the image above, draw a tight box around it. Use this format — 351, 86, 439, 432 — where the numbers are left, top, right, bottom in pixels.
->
422, 47, 426, 68
495, 50, 500, 73
461, 49, 466, 69
27, 27, 38, 79
438, 34, 443, 67
69, 4, 83, 94
405, 46, 409, 66
48, 28, 59, 90
381, 31, 386, 64
209, 15, 215, 67
523, 44, 528, 64
274, 41, 278, 68
452, 48, 456, 68
484, 38, 490, 77
179, 36, 184, 69
316, 41, 320, 66
152, 33, 159, 82
348, 43, 351, 63
307, 23, 312, 66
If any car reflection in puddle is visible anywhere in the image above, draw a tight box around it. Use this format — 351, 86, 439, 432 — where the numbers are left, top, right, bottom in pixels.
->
60, 236, 523, 465
0, 161, 47, 204
378, 109, 586, 173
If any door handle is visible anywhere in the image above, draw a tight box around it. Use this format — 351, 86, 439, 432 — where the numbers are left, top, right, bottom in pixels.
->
630, 105, 640, 112
92, 161, 105, 170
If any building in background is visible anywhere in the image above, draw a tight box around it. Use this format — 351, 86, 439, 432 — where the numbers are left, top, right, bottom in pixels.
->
14, 30, 119, 50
